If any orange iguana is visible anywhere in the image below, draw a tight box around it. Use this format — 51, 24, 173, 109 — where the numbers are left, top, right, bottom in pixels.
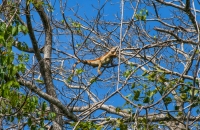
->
73, 46, 118, 74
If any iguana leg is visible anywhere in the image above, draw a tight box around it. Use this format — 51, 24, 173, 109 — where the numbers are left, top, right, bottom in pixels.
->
97, 62, 102, 74
110, 58, 114, 66
111, 51, 117, 57
72, 60, 80, 75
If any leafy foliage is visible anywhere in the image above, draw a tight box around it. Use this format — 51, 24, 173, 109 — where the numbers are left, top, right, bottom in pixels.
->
135, 9, 148, 21
0, 19, 55, 129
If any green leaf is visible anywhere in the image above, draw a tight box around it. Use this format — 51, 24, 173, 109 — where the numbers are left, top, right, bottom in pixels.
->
163, 97, 172, 105
196, 109, 200, 114
18, 63, 26, 73
75, 68, 84, 75
158, 74, 167, 83
42, 102, 47, 111
123, 70, 131, 78
146, 10, 149, 15
133, 90, 140, 101
174, 106, 179, 110
11, 116, 14, 122
66, 75, 73, 83
119, 121, 127, 129
32, 96, 38, 103
90, 77, 97, 83
12, 26, 18, 36
48, 112, 56, 120
6, 81, 13, 88
180, 93, 187, 100
13, 81, 20, 88
18, 24, 22, 33
28, 118, 32, 126
51, 112, 56, 118
106, 117, 110, 121
116, 107, 121, 113
75, 44, 81, 47
36, 79, 44, 84
0, 33, 5, 43
146, 90, 156, 98
21, 25, 28, 34
189, 89, 198, 96
147, 72, 156, 81
11, 66, 18, 76
178, 111, 183, 116
0, 22, 6, 31
131, 82, 135, 89
31, 125, 36, 130
143, 97, 150, 103
97, 125, 103, 130
142, 71, 148, 76
40, 118, 44, 127
157, 68, 164, 73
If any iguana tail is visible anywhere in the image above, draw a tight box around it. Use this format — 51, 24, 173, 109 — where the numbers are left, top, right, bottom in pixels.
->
72, 60, 80, 75
72, 60, 88, 75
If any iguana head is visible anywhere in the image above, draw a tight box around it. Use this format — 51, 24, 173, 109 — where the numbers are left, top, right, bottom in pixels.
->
110, 46, 119, 53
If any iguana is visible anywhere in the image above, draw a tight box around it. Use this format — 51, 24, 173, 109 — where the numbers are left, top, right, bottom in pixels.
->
73, 46, 118, 74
